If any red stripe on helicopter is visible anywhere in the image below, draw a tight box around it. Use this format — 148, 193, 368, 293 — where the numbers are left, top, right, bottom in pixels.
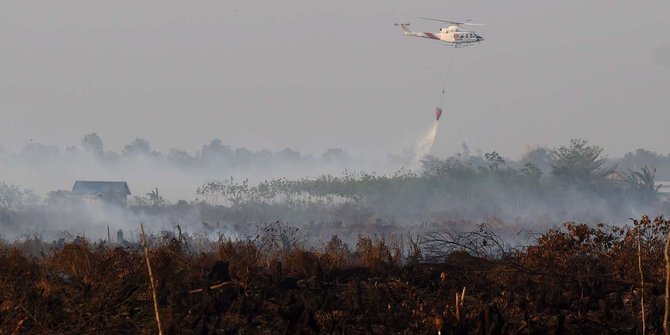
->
424, 32, 440, 40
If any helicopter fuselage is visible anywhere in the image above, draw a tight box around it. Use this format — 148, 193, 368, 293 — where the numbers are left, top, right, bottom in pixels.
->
397, 24, 484, 47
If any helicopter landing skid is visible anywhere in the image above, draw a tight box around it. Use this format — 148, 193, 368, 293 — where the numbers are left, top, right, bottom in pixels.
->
446, 43, 477, 48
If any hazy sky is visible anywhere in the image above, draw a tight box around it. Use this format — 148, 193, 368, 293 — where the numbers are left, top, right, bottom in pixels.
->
1, 0, 668, 160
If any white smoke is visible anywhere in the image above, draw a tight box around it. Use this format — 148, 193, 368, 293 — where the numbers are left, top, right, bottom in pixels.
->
412, 121, 439, 168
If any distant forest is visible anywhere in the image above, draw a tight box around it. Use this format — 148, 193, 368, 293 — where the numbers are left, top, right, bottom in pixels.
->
0, 134, 668, 220
6, 133, 353, 171
2, 132, 670, 181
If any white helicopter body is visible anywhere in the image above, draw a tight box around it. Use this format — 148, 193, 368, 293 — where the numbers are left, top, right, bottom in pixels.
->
396, 18, 486, 47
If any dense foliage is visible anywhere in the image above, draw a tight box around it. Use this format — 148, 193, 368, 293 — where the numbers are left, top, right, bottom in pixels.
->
192, 140, 666, 220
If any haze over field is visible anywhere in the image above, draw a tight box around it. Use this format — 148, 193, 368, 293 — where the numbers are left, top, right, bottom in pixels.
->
1, 134, 669, 242
1, 1, 669, 242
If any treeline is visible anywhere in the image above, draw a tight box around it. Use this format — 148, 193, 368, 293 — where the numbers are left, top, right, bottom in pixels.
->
194, 139, 668, 220
7, 133, 353, 170
1, 137, 668, 221
4, 133, 670, 180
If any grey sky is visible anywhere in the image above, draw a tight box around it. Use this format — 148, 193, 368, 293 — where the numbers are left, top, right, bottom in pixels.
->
1, 0, 668, 160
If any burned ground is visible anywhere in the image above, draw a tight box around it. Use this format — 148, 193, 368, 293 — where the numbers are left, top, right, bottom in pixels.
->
1, 216, 669, 334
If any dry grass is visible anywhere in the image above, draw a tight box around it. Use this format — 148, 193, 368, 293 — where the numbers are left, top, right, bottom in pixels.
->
0, 216, 669, 334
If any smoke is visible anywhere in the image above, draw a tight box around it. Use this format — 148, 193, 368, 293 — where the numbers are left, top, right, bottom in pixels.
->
1, 134, 669, 245
0, 139, 402, 202
412, 121, 439, 168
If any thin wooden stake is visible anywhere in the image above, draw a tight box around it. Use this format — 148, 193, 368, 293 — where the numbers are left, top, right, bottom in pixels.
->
455, 293, 460, 321
141, 224, 163, 335
637, 224, 646, 335
664, 223, 670, 335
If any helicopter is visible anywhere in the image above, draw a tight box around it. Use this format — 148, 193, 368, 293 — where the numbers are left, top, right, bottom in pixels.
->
395, 17, 486, 47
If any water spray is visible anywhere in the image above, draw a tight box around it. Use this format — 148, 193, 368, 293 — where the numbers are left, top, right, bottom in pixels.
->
412, 121, 440, 168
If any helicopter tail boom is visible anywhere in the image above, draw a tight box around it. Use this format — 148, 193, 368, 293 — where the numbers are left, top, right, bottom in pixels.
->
395, 23, 441, 40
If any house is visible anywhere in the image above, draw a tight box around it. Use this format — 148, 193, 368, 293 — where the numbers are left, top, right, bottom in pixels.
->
604, 171, 627, 183
70, 181, 131, 205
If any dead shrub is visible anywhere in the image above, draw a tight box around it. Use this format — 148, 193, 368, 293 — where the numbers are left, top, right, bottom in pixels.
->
283, 247, 321, 278
218, 239, 261, 284
48, 239, 94, 281
319, 235, 351, 272
355, 235, 402, 270
256, 220, 304, 258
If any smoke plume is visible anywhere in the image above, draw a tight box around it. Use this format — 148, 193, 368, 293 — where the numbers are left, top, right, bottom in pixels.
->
412, 121, 439, 168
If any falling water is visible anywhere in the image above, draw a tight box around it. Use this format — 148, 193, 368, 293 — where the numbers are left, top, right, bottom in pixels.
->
412, 121, 439, 168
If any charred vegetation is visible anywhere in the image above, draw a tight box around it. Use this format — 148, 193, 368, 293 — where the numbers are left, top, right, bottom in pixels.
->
1, 216, 670, 333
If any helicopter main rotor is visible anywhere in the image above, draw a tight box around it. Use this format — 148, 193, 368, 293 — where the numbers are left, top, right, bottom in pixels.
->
418, 17, 489, 26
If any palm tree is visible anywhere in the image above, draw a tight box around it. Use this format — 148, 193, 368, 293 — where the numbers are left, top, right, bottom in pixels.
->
625, 166, 661, 200
146, 188, 165, 207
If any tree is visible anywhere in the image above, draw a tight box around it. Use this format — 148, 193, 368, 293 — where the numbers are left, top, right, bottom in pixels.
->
520, 162, 543, 183
146, 188, 166, 207
618, 148, 670, 180
197, 178, 250, 207
622, 148, 660, 168
167, 148, 195, 168
322, 148, 349, 164
234, 148, 254, 167
276, 148, 301, 162
550, 139, 612, 188
123, 138, 160, 159
253, 150, 274, 166
81, 133, 104, 158
0, 183, 40, 211
420, 155, 442, 175
521, 147, 552, 173
484, 151, 505, 171
200, 139, 233, 162
624, 166, 661, 201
